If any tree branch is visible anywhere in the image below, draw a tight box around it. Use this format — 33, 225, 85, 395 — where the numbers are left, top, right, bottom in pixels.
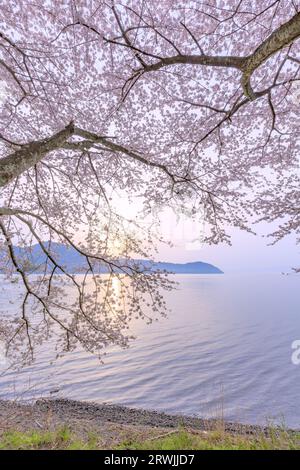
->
241, 12, 300, 99
0, 121, 74, 188
121, 12, 300, 100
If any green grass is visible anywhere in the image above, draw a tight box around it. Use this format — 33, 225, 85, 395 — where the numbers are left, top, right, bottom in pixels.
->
0, 427, 68, 450
0, 426, 96, 450
1, 426, 300, 450
117, 429, 300, 450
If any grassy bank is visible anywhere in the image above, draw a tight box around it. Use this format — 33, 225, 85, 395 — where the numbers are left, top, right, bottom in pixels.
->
0, 399, 299, 450
1, 426, 300, 450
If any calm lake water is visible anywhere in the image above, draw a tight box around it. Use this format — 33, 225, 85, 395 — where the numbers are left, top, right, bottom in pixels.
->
0, 273, 300, 428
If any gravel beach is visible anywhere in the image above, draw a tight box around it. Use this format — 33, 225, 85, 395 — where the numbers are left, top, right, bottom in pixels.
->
0, 398, 274, 446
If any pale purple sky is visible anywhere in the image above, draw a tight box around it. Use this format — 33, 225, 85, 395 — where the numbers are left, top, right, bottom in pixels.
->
117, 196, 298, 273
157, 227, 297, 273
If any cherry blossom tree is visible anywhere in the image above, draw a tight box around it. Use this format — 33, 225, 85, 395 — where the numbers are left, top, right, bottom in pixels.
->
0, 0, 299, 364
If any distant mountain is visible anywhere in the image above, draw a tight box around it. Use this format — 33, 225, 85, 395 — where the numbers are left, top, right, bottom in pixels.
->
9, 242, 223, 274
143, 260, 223, 274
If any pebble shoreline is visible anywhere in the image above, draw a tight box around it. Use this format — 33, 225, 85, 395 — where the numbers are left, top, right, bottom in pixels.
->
0, 398, 280, 436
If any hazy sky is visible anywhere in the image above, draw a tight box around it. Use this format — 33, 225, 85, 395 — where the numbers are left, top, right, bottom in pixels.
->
157, 227, 297, 273
118, 197, 298, 273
